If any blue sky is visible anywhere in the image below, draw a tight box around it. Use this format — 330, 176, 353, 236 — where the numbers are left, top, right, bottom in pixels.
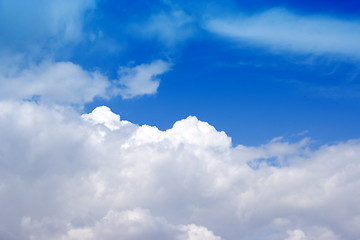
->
1, 1, 360, 239
2, 0, 360, 145
68, 0, 360, 145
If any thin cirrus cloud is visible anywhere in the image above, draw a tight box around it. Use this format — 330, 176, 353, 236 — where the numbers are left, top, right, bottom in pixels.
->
205, 8, 360, 58
0, 103, 359, 240
136, 10, 195, 46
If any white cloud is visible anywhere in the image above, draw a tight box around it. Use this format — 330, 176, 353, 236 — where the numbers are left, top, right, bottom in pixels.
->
205, 8, 360, 58
285, 229, 307, 240
0, 0, 116, 105
0, 61, 110, 104
0, 102, 359, 239
21, 209, 221, 240
0, 59, 172, 104
0, 1, 173, 104
114, 60, 171, 99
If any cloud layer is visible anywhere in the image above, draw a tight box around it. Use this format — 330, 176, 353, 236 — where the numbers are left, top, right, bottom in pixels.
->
205, 8, 360, 58
0, 103, 359, 240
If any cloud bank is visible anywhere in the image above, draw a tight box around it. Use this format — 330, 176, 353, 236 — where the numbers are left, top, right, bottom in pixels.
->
0, 102, 359, 240
205, 8, 360, 58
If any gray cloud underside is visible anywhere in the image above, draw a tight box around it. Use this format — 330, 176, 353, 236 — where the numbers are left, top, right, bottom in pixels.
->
0, 103, 359, 240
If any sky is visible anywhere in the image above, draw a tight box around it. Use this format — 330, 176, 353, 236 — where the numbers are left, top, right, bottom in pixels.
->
0, 0, 360, 240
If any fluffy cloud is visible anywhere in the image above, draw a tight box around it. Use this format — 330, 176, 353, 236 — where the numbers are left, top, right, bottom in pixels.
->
0, 102, 359, 239
205, 8, 360, 58
0, 59, 172, 104
114, 60, 171, 99
21, 209, 221, 240
0, 0, 110, 105
0, 61, 110, 104
0, 1, 173, 104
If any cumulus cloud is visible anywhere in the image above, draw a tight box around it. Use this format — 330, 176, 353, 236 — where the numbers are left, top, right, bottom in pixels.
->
114, 60, 171, 99
205, 8, 360, 58
0, 102, 359, 239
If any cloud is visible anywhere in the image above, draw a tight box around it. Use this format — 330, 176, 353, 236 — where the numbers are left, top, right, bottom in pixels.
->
0, 61, 110, 104
0, 59, 172, 104
0, 102, 359, 239
0, 1, 173, 104
136, 10, 195, 46
285, 229, 307, 240
81, 106, 132, 131
114, 60, 171, 99
0, 0, 114, 105
22, 209, 221, 240
0, 0, 95, 52
205, 8, 360, 58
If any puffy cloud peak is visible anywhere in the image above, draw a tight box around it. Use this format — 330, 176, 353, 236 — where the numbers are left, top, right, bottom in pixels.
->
82, 106, 122, 131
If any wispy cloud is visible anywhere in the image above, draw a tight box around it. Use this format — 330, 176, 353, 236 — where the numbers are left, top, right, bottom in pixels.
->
133, 10, 195, 46
0, 0, 114, 105
0, 0, 96, 52
114, 60, 171, 99
205, 8, 360, 58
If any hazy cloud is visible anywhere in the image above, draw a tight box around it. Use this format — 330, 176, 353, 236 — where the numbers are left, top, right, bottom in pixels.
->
205, 8, 360, 58
137, 10, 195, 46
0, 0, 96, 52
